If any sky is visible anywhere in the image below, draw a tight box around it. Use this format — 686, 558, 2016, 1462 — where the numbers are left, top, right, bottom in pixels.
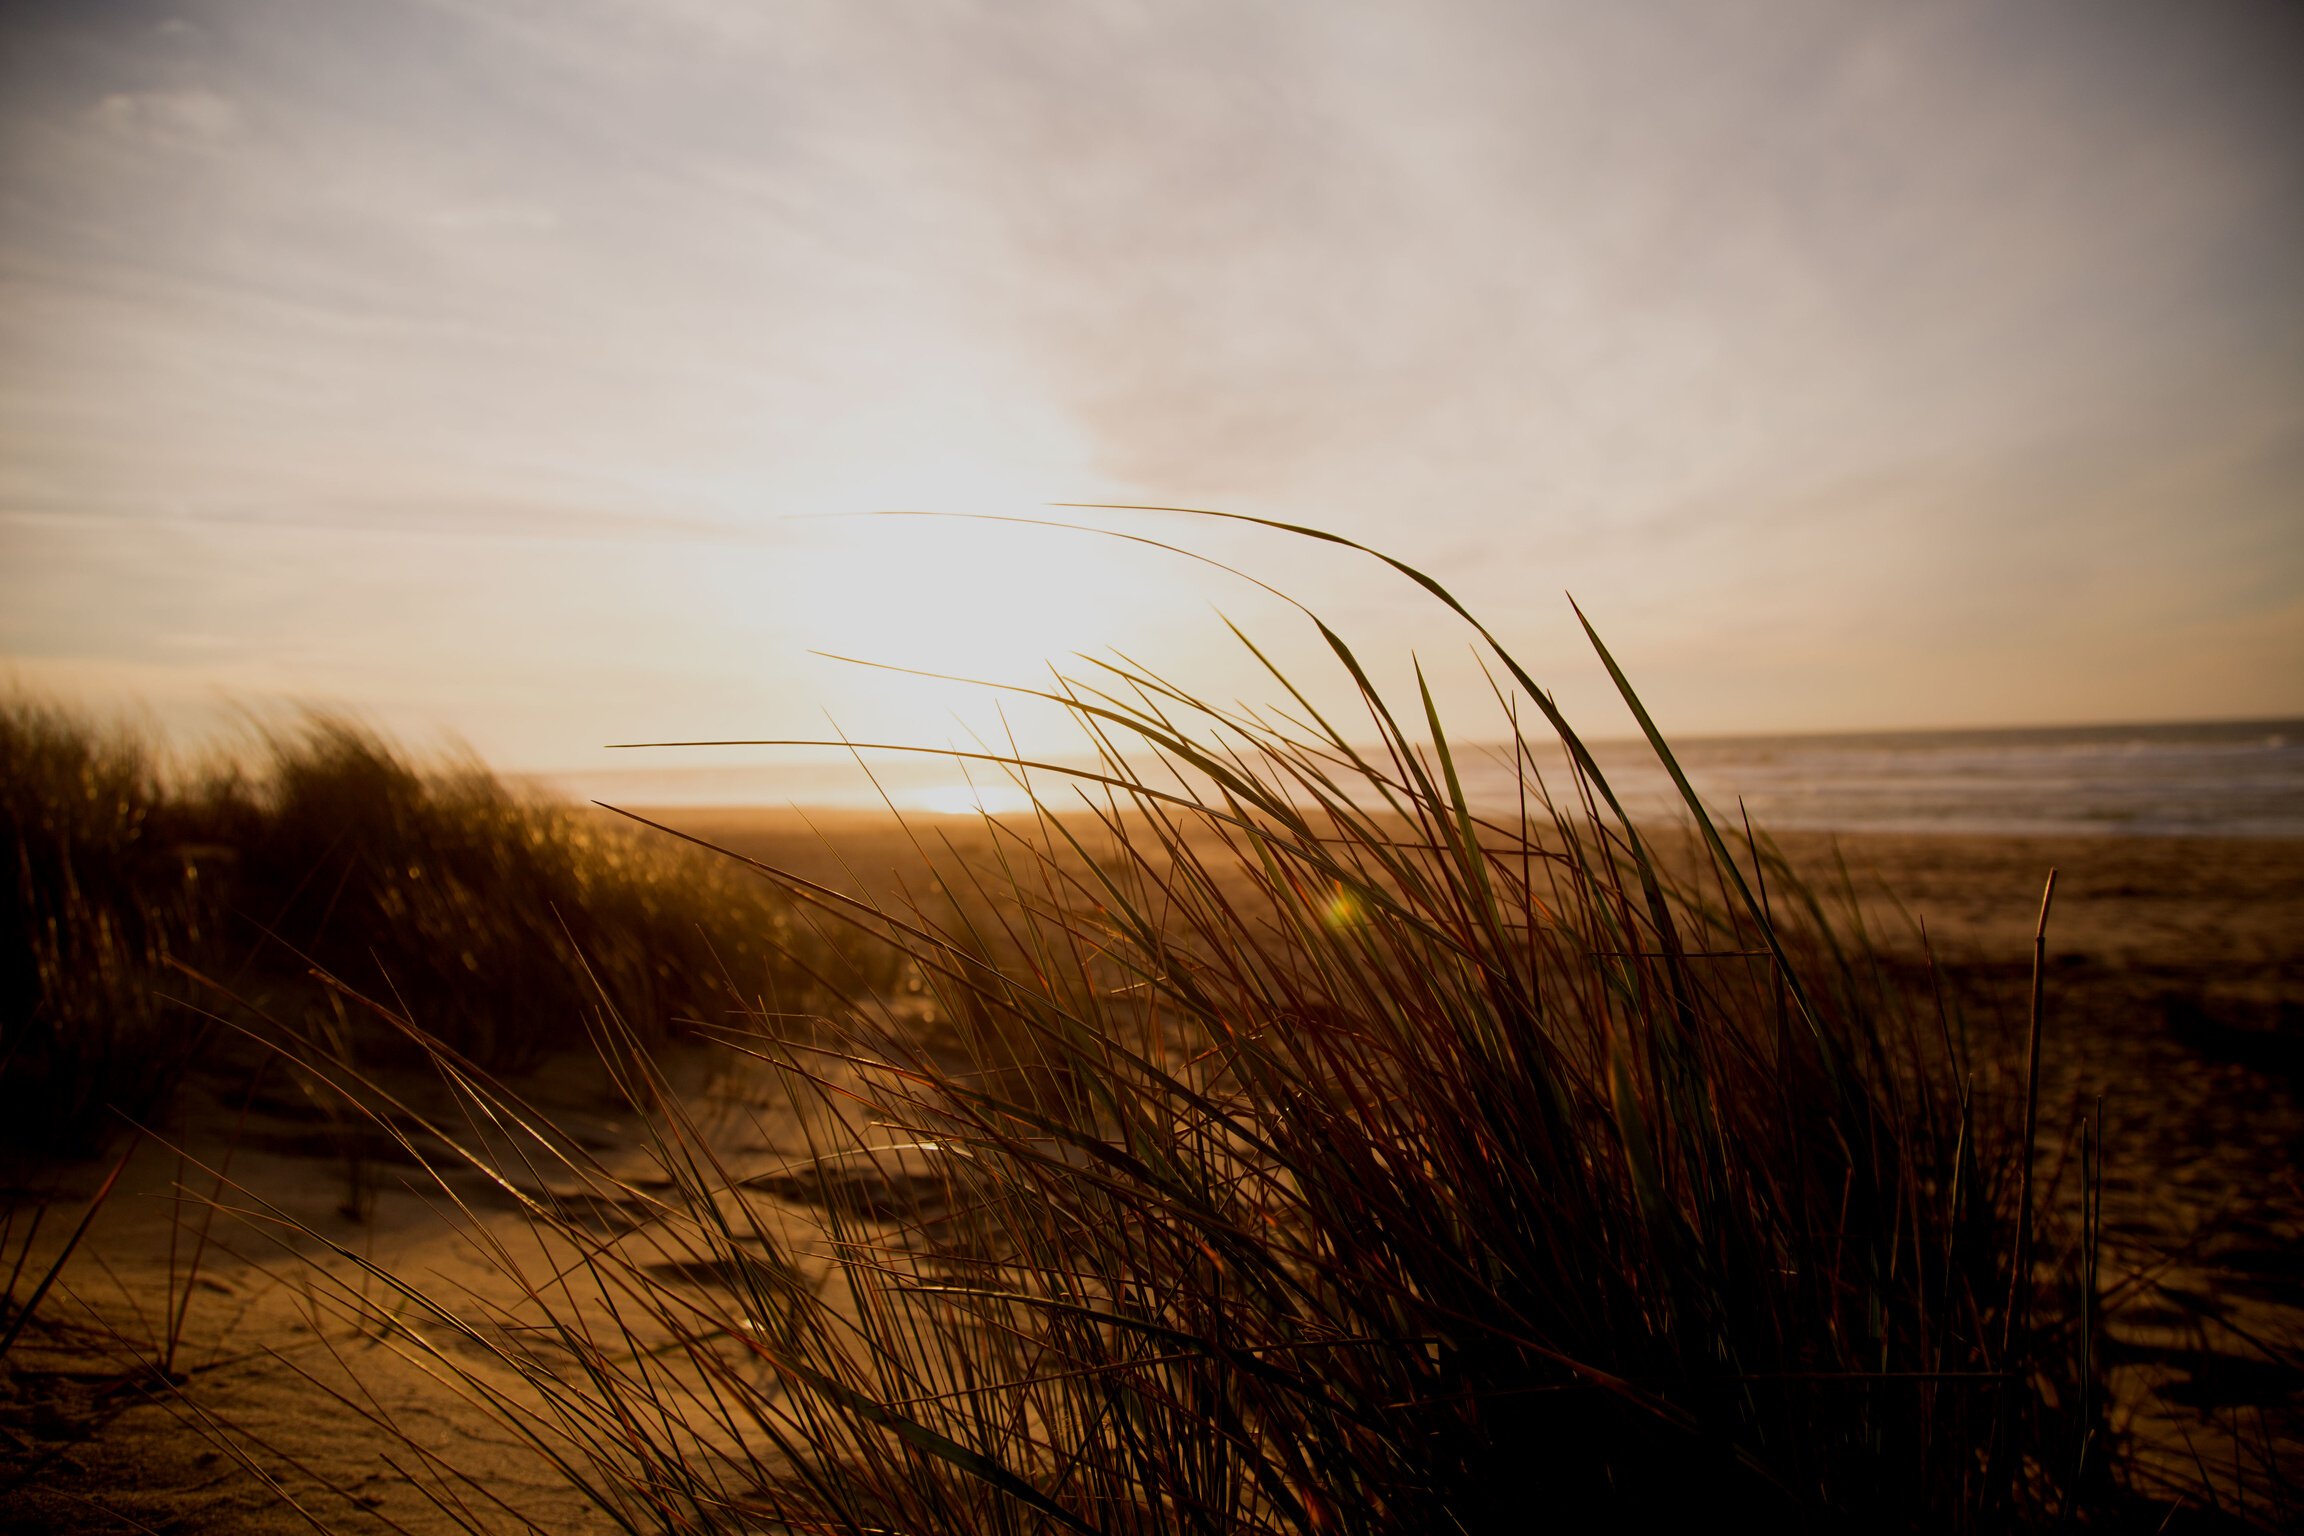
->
2, 0, 2300, 801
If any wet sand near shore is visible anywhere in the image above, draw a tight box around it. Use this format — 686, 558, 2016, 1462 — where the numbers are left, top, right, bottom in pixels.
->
4, 812, 2298, 1531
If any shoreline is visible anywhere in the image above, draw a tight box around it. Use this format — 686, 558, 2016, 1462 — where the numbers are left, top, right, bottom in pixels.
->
623, 803, 2304, 966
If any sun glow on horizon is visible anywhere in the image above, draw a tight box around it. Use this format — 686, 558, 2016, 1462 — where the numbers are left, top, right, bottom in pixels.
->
771, 493, 1207, 750
898, 780, 1041, 817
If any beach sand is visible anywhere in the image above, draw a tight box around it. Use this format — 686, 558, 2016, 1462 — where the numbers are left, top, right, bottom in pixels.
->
5, 814, 2298, 1531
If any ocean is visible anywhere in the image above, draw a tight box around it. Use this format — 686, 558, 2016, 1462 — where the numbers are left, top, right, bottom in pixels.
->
538, 718, 2304, 840
1502, 719, 2304, 839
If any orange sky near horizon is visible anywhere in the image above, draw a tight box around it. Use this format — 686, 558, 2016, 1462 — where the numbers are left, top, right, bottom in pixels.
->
2, 0, 2300, 800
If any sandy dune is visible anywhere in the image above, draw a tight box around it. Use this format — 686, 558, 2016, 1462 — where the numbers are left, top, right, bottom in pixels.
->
4, 818, 2298, 1531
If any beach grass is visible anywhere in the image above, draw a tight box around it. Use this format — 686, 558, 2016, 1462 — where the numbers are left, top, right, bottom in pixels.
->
0, 702, 848, 1157
244, 524, 2141, 1532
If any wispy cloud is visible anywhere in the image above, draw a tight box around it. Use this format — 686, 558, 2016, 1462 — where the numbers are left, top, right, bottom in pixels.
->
1, 0, 2299, 762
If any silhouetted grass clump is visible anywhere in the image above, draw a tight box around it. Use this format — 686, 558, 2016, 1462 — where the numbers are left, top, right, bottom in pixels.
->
0, 704, 202, 1154
295, 521, 2130, 1532
1, 704, 836, 1152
